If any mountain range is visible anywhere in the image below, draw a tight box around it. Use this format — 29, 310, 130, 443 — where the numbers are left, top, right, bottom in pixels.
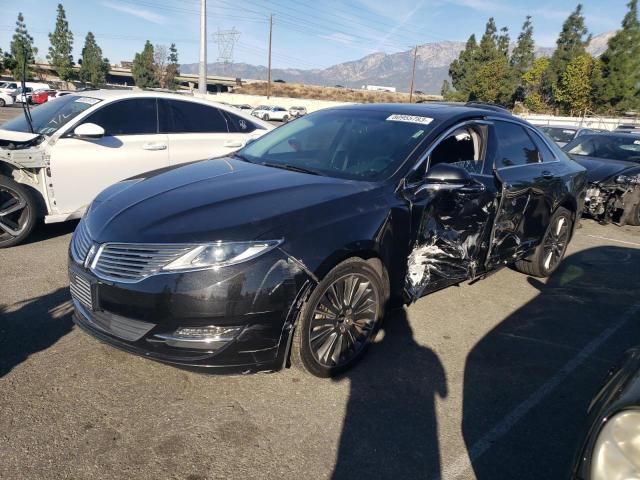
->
180, 31, 615, 95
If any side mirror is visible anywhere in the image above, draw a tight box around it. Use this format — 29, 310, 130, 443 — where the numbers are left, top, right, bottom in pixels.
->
73, 123, 105, 139
413, 163, 484, 197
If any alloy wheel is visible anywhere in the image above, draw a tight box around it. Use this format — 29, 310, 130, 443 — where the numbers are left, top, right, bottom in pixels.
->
0, 185, 29, 240
542, 215, 569, 271
308, 273, 379, 368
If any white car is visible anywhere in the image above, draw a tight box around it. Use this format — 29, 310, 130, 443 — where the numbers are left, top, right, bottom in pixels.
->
0, 92, 14, 107
288, 106, 307, 118
0, 81, 19, 96
13, 82, 51, 103
0, 90, 273, 247
251, 105, 290, 122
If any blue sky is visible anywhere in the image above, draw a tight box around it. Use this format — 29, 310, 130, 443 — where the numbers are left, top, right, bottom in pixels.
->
0, 0, 630, 70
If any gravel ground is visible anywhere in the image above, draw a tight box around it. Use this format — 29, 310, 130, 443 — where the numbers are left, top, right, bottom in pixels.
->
2, 104, 640, 479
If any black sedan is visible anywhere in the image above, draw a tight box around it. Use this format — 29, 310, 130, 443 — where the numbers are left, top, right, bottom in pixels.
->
572, 348, 640, 479
69, 103, 586, 377
563, 133, 640, 225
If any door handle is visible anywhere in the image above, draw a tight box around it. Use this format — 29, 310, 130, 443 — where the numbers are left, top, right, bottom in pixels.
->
541, 170, 554, 179
223, 140, 245, 148
142, 142, 167, 151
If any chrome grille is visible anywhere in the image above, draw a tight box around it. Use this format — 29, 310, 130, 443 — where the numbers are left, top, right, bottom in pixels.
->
69, 272, 92, 309
93, 244, 193, 282
70, 220, 93, 264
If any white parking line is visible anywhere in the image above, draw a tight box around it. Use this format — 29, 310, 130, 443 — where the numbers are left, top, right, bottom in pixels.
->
437, 301, 640, 480
587, 234, 640, 247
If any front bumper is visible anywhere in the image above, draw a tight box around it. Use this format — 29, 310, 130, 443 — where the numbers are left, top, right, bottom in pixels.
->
69, 249, 312, 374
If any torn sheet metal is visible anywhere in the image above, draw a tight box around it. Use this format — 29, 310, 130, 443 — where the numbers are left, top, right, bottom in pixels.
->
584, 178, 640, 226
405, 190, 494, 301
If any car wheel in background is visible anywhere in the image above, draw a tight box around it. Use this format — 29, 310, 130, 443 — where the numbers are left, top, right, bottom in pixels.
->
263, 114, 270, 121
291, 258, 386, 377
0, 175, 38, 248
0, 98, 5, 107
514, 207, 572, 277
282, 115, 290, 123
627, 203, 640, 226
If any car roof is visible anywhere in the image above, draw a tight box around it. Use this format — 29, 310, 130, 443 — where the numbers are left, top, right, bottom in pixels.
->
575, 131, 640, 140
539, 125, 579, 130
330, 102, 514, 121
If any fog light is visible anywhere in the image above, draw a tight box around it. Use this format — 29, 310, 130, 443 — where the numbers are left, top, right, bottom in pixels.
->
153, 325, 243, 350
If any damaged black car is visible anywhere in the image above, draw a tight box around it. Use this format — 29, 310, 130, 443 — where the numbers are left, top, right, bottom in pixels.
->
69, 103, 586, 377
563, 133, 640, 226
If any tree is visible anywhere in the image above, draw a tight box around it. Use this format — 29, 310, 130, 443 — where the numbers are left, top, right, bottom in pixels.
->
469, 56, 513, 105
47, 4, 74, 82
79, 32, 109, 85
554, 54, 594, 114
477, 18, 499, 63
449, 34, 479, 97
10, 12, 37, 80
546, 4, 591, 100
522, 57, 551, 112
598, 0, 640, 112
132, 41, 158, 88
511, 16, 535, 77
497, 27, 510, 57
153, 44, 168, 88
166, 43, 180, 90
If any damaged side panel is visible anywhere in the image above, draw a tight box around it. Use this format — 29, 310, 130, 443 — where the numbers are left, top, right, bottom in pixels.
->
584, 179, 640, 226
405, 186, 497, 301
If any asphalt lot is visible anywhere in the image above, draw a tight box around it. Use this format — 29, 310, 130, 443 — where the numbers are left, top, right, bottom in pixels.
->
1, 104, 640, 479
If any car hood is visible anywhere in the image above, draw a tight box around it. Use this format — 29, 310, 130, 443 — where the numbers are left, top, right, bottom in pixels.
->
86, 157, 380, 244
570, 155, 640, 183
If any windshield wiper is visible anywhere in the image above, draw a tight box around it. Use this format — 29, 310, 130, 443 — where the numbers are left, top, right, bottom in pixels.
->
260, 162, 324, 176
231, 152, 253, 163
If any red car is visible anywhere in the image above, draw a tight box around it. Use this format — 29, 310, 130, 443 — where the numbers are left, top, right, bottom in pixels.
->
31, 89, 57, 105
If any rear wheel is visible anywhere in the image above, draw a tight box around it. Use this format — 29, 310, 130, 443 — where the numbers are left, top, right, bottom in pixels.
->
627, 202, 640, 226
0, 98, 5, 107
263, 114, 270, 121
514, 207, 572, 277
291, 258, 385, 377
0, 175, 38, 248
282, 115, 290, 123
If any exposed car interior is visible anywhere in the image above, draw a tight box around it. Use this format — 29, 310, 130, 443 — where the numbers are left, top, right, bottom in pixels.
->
429, 126, 485, 174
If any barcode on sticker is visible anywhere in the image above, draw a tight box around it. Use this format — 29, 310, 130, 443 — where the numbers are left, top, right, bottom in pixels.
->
387, 114, 433, 125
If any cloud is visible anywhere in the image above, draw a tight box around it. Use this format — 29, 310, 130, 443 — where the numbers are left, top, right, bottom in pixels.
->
101, 1, 166, 25
320, 32, 356, 46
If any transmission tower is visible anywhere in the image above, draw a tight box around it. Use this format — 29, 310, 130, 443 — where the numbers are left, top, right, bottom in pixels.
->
214, 27, 240, 74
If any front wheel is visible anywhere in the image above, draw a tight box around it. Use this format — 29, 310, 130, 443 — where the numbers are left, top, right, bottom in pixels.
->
0, 175, 38, 248
514, 207, 572, 277
0, 98, 5, 107
282, 115, 289, 123
263, 114, 270, 121
291, 258, 385, 377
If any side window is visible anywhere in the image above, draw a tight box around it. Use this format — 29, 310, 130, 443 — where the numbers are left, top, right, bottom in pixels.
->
159, 100, 229, 134
84, 98, 157, 135
221, 110, 258, 133
428, 125, 487, 175
493, 121, 540, 168
529, 129, 557, 163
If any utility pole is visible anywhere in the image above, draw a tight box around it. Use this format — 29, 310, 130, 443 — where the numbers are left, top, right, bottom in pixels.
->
267, 14, 273, 99
409, 45, 418, 103
198, 0, 207, 94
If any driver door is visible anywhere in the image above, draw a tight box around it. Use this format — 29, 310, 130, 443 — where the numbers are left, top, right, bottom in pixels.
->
405, 122, 499, 300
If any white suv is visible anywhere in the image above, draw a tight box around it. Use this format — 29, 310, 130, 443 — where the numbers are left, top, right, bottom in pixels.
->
0, 90, 273, 247
251, 105, 290, 122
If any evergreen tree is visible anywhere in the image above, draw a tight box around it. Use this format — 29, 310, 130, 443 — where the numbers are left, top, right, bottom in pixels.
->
79, 32, 109, 85
10, 12, 37, 80
598, 0, 640, 111
47, 4, 74, 82
132, 41, 158, 88
497, 27, 510, 57
546, 4, 591, 99
166, 43, 180, 90
469, 56, 513, 105
449, 34, 479, 96
477, 18, 499, 62
440, 79, 452, 98
511, 16, 535, 77
554, 54, 594, 114
522, 57, 550, 112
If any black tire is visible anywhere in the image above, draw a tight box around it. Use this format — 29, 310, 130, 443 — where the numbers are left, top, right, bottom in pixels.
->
0, 175, 38, 248
514, 207, 572, 277
627, 202, 640, 226
282, 115, 289, 123
0, 98, 5, 107
291, 258, 386, 377
263, 114, 270, 121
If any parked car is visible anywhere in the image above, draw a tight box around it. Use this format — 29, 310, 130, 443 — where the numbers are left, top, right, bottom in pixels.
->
562, 132, 640, 225
13, 82, 51, 104
68, 103, 586, 377
251, 105, 290, 122
0, 92, 14, 107
0, 81, 19, 95
615, 124, 640, 134
31, 89, 57, 105
0, 90, 273, 247
572, 348, 640, 479
288, 106, 307, 118
538, 125, 603, 147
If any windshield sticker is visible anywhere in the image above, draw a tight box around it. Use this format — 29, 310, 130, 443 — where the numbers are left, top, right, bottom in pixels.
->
563, 130, 576, 134
387, 114, 433, 125
75, 97, 100, 105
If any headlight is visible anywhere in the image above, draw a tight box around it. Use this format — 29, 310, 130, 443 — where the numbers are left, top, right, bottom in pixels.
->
591, 410, 640, 480
162, 240, 282, 272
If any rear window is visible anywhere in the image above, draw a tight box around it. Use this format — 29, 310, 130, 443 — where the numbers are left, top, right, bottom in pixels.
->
159, 99, 228, 134
563, 135, 640, 162
539, 126, 577, 144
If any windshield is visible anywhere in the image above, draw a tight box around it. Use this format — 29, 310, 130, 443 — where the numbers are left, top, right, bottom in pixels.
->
1, 95, 101, 136
238, 109, 433, 181
563, 135, 640, 162
539, 126, 577, 144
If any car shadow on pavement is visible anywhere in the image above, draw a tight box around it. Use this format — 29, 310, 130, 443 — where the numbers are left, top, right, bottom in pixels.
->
0, 288, 73, 378
332, 307, 448, 480
462, 246, 640, 480
21, 220, 78, 246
